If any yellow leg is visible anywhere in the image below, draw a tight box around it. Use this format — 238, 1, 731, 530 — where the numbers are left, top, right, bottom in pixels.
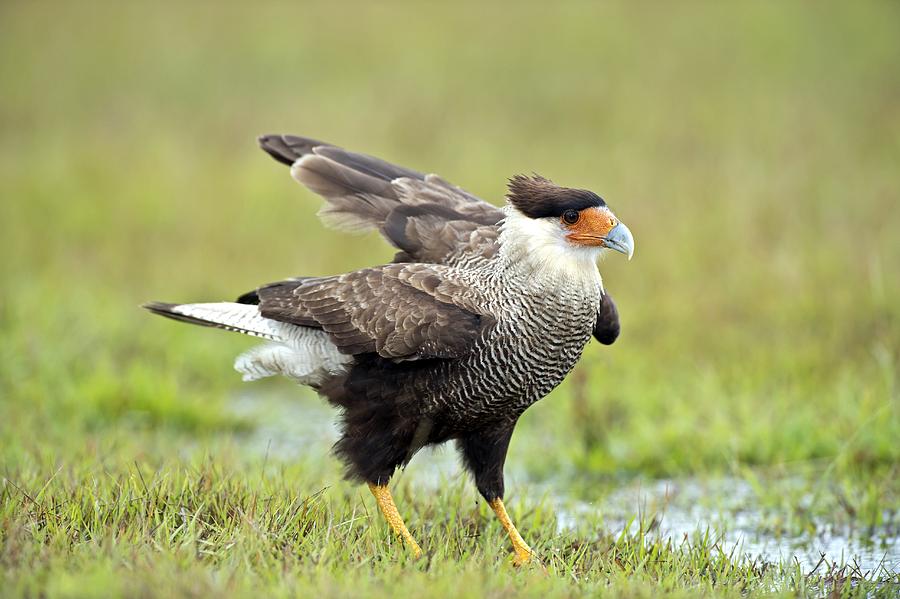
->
368, 483, 422, 558
489, 498, 534, 566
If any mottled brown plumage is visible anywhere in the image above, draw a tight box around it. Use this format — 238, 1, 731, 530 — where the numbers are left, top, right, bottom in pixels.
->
257, 264, 492, 360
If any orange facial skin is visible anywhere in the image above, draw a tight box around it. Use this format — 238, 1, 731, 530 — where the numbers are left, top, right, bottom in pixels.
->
563, 206, 618, 247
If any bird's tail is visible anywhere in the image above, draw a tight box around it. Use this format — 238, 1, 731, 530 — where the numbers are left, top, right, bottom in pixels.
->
143, 301, 351, 384
142, 301, 285, 341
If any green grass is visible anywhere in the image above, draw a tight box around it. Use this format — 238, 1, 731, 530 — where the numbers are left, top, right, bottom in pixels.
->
2, 1, 899, 597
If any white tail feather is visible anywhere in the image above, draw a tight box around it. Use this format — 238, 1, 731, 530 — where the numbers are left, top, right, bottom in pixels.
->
167, 302, 290, 340
150, 301, 351, 385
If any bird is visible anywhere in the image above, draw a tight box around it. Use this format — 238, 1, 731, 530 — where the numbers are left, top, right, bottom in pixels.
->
144, 134, 634, 565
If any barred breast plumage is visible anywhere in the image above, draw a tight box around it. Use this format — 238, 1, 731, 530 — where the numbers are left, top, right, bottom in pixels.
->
427, 267, 602, 422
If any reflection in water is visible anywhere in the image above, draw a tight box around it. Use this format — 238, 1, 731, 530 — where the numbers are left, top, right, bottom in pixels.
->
232, 389, 899, 575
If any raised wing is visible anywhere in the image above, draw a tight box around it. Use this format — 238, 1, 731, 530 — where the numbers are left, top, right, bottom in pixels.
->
258, 134, 504, 265
250, 263, 493, 360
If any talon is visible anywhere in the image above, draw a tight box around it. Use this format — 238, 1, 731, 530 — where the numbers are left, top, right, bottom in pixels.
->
513, 549, 549, 576
512, 549, 533, 567
410, 542, 423, 560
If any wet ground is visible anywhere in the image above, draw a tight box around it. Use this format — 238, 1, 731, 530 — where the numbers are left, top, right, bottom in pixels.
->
231, 390, 900, 576
554, 478, 898, 575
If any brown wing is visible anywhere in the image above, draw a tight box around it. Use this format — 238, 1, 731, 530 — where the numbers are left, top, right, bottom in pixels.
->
258, 134, 503, 265
593, 293, 620, 345
254, 263, 492, 360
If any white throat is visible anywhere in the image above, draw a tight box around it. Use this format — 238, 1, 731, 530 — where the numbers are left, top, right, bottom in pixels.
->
497, 207, 605, 293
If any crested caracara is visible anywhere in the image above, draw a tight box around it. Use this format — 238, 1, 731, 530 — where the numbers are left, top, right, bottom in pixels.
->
145, 134, 634, 565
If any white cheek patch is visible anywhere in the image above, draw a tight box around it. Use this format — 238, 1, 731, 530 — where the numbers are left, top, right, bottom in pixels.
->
498, 208, 604, 289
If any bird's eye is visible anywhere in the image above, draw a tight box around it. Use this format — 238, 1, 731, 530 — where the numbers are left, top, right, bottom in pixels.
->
562, 209, 580, 225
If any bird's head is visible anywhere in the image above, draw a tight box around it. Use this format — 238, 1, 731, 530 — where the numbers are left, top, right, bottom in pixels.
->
502, 175, 634, 273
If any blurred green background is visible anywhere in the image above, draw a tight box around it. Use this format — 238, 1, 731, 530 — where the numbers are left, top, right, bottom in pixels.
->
2, 2, 899, 596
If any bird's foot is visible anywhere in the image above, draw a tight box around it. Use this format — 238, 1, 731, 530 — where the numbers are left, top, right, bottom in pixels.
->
407, 538, 424, 560
512, 546, 533, 567
512, 547, 548, 574
489, 498, 544, 570
368, 483, 423, 560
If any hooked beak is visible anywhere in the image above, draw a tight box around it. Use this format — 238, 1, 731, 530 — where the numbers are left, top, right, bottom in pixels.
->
604, 222, 634, 260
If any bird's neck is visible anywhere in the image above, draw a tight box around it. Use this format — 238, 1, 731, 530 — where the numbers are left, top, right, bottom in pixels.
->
497, 208, 605, 295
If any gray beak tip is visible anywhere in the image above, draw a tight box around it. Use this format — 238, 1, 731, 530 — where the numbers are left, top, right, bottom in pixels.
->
605, 222, 635, 260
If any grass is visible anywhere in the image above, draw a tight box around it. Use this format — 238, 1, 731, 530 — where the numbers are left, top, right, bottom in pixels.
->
1, 1, 899, 597
4, 453, 894, 598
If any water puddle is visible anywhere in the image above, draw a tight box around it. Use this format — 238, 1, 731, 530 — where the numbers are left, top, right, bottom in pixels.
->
231, 389, 899, 575
553, 478, 898, 574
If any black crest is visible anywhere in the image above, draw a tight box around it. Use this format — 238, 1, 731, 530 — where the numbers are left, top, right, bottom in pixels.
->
506, 174, 605, 219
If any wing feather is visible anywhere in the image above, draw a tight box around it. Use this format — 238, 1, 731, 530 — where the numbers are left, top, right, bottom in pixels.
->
258, 134, 503, 264
254, 264, 491, 361
593, 294, 620, 345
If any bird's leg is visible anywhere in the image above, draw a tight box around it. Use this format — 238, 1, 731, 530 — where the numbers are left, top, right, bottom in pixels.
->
488, 497, 534, 566
367, 482, 422, 558
458, 424, 535, 566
